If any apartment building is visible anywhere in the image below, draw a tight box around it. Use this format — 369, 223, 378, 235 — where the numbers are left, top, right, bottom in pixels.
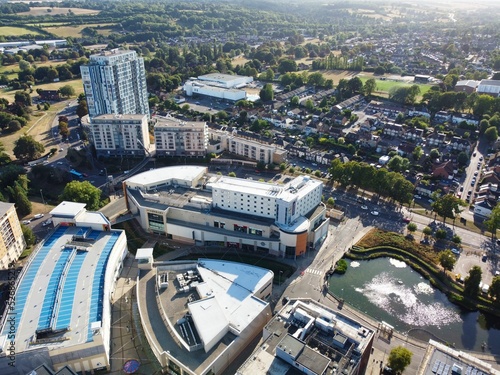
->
154, 116, 208, 157
81, 49, 149, 118
89, 114, 150, 157
0, 202, 26, 270
208, 128, 287, 164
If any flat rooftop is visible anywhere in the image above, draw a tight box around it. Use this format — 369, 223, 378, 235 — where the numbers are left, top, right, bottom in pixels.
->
0, 226, 122, 353
138, 259, 272, 373
238, 299, 374, 375
125, 165, 207, 188
198, 73, 249, 82
421, 340, 500, 375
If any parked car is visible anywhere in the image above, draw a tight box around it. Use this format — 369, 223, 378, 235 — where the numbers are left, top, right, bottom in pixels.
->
360, 205, 368, 210
21, 219, 31, 225
42, 219, 52, 227
370, 211, 379, 216
33, 213, 44, 219
451, 248, 460, 255
402, 217, 411, 223
414, 194, 422, 199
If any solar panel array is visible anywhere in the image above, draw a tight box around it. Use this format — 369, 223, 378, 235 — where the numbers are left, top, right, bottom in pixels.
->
432, 360, 487, 375
54, 250, 89, 330
87, 232, 120, 341
465, 366, 487, 375
37, 248, 74, 330
11, 227, 67, 335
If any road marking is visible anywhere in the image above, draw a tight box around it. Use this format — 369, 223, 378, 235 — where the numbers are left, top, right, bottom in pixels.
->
305, 268, 322, 275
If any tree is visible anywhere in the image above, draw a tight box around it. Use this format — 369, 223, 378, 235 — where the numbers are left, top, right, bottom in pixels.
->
464, 266, 482, 297
21, 223, 36, 247
457, 152, 469, 167
60, 181, 102, 210
429, 148, 440, 160
14, 91, 31, 106
19, 60, 31, 71
279, 163, 287, 171
290, 96, 300, 107
76, 100, 88, 118
388, 346, 413, 374
485, 202, 500, 237
278, 59, 297, 74
439, 250, 456, 271
259, 83, 274, 101
407, 222, 417, 234
435, 228, 447, 240
59, 85, 75, 98
363, 78, 377, 96
484, 126, 499, 143
412, 146, 423, 162
327, 197, 335, 206
489, 276, 500, 304
228, 172, 236, 177
431, 194, 466, 223
387, 155, 410, 173
13, 135, 45, 161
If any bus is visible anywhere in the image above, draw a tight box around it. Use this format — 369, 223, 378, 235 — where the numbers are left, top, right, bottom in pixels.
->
70, 169, 83, 180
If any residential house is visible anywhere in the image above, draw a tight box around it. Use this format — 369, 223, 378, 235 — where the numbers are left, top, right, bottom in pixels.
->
404, 128, 424, 142
473, 200, 494, 218
408, 107, 431, 118
383, 123, 404, 138
434, 111, 451, 123
449, 136, 471, 152
427, 132, 447, 147
432, 160, 457, 179
451, 113, 480, 126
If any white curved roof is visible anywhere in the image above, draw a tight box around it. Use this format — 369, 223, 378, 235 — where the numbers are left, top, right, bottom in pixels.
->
125, 165, 207, 187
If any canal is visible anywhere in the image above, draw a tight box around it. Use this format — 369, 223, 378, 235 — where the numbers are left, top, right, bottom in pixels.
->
328, 257, 500, 354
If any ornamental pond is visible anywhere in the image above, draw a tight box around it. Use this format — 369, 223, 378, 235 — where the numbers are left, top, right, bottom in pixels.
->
328, 257, 500, 354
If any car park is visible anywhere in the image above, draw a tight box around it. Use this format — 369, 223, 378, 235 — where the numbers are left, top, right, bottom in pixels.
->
33, 213, 44, 219
370, 211, 379, 216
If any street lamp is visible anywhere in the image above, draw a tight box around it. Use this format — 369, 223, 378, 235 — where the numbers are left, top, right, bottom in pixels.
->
279, 270, 283, 286
40, 189, 45, 205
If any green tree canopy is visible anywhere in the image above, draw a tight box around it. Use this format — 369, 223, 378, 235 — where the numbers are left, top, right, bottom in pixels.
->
489, 276, 500, 304
387, 155, 410, 173
13, 135, 45, 161
388, 346, 413, 374
76, 99, 88, 118
484, 126, 499, 143
464, 266, 482, 297
60, 181, 102, 210
259, 83, 274, 101
485, 202, 500, 237
21, 223, 36, 247
363, 78, 377, 96
431, 194, 466, 223
59, 84, 76, 98
439, 250, 456, 271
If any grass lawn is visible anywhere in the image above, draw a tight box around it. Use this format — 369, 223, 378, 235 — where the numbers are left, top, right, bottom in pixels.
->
43, 24, 115, 38
0, 59, 67, 75
358, 76, 433, 96
0, 100, 66, 157
0, 77, 83, 105
0, 26, 42, 37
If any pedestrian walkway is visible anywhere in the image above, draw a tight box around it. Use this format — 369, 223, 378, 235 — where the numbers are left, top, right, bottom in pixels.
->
304, 267, 323, 275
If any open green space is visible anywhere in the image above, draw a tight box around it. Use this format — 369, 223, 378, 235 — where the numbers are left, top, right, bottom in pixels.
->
358, 76, 433, 96
0, 26, 42, 36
